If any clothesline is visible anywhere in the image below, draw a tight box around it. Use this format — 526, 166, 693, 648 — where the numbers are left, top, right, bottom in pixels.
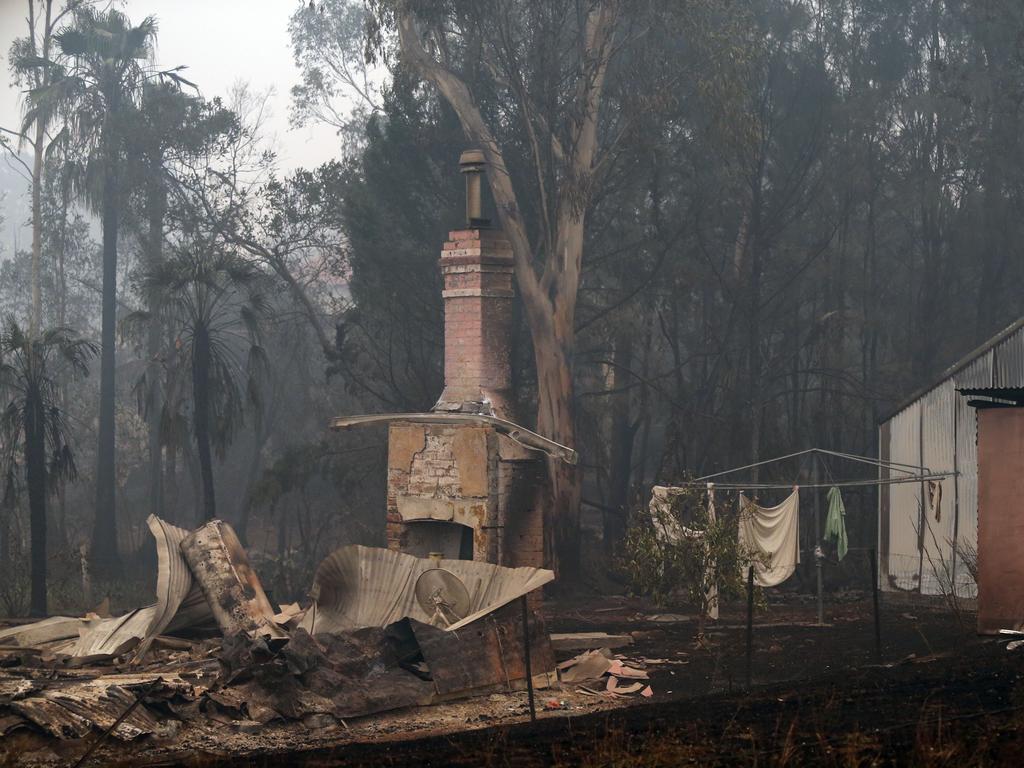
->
695, 447, 934, 483
680, 472, 954, 491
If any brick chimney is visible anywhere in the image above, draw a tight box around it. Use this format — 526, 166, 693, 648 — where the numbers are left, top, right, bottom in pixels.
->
434, 150, 515, 420
383, 149, 543, 571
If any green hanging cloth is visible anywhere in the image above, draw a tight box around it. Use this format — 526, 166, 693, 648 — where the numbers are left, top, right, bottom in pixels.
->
825, 486, 849, 561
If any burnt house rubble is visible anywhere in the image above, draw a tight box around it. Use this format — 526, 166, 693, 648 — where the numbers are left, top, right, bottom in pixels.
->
0, 515, 557, 743
0, 151, 579, 750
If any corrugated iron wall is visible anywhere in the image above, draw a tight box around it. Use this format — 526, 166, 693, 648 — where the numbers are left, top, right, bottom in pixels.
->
952, 354, 990, 598
920, 384, 956, 595
886, 403, 923, 591
879, 322, 1024, 598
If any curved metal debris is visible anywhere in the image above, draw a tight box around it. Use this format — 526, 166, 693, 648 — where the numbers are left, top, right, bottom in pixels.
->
329, 412, 578, 465
298, 545, 553, 634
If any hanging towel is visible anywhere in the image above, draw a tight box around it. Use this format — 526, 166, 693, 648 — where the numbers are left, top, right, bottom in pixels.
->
927, 480, 943, 523
738, 488, 800, 587
825, 486, 849, 561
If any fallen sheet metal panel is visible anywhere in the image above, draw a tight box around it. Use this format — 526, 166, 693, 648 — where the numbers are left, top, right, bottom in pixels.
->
299, 545, 553, 634
9, 677, 185, 741
133, 515, 201, 660
0, 616, 85, 648
69, 606, 159, 659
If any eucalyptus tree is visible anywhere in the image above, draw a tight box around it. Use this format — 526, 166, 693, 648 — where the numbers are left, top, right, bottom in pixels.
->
6, 0, 87, 337
0, 319, 96, 616
299, 0, 747, 578
136, 249, 270, 521
20, 7, 189, 576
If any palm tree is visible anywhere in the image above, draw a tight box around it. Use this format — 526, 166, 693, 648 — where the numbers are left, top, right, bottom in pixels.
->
0, 318, 97, 616
136, 249, 269, 521
123, 86, 236, 521
20, 8, 186, 577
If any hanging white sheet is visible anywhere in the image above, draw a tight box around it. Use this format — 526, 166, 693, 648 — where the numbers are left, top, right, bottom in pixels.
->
739, 488, 800, 587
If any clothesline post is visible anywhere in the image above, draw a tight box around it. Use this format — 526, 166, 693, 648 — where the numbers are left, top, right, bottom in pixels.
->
745, 565, 754, 690
869, 549, 882, 662
521, 595, 536, 722
813, 456, 824, 626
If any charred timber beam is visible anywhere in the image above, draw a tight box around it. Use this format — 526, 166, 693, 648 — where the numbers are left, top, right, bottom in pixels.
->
180, 520, 286, 640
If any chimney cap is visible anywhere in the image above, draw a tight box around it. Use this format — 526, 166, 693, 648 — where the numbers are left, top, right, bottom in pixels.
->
459, 149, 486, 170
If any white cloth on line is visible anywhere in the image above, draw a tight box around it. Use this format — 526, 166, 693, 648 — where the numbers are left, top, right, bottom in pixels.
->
738, 488, 800, 587
648, 484, 719, 620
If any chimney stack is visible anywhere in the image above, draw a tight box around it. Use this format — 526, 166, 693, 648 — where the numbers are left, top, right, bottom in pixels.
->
434, 150, 515, 419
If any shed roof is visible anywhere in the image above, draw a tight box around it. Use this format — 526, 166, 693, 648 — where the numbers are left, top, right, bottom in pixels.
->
880, 316, 1024, 424
958, 387, 1024, 408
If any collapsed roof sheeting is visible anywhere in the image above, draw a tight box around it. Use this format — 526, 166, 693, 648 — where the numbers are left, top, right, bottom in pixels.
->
299, 545, 553, 634
0, 517, 215, 664
132, 515, 202, 660
0, 616, 84, 649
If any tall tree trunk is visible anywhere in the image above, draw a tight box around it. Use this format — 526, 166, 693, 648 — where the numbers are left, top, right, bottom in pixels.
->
395, 3, 615, 581
91, 133, 121, 578
165, 445, 179, 524
26, 384, 48, 617
605, 332, 636, 556
145, 165, 166, 519
235, 417, 268, 545
192, 324, 216, 520
26, 0, 54, 339
29, 118, 44, 337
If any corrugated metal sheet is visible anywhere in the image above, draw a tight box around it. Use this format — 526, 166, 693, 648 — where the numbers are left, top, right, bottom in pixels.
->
299, 545, 553, 635
886, 403, 923, 591
992, 324, 1024, 388
953, 391, 979, 597
953, 351, 994, 390
919, 383, 956, 596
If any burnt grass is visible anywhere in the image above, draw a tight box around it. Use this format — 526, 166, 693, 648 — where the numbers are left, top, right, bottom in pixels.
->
185, 595, 1024, 767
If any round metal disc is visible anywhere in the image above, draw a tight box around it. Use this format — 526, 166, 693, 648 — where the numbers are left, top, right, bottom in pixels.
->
414, 568, 471, 626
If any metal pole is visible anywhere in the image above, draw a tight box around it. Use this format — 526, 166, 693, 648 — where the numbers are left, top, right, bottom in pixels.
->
870, 548, 882, 661
745, 565, 754, 690
813, 456, 824, 626
521, 595, 536, 722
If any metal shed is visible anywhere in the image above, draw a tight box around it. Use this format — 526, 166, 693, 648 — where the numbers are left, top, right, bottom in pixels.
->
878, 318, 1024, 599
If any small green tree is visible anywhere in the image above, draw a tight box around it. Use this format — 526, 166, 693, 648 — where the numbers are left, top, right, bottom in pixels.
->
0, 318, 97, 616
625, 485, 764, 641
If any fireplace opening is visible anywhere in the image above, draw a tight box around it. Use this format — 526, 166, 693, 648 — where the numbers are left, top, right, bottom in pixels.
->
403, 521, 475, 561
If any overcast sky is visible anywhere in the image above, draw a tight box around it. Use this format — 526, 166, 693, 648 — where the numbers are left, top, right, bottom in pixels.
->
0, 0, 344, 247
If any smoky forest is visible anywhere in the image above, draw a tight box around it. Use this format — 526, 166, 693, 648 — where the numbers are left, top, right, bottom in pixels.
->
1, 1, 1023, 765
